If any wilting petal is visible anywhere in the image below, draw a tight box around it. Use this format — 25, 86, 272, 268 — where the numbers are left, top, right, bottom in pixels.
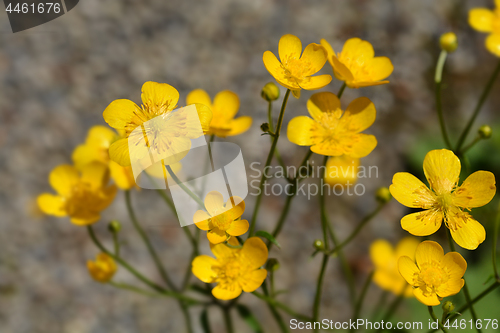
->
390, 172, 434, 209
401, 210, 442, 236
453, 171, 496, 208
192, 255, 217, 283
423, 149, 461, 194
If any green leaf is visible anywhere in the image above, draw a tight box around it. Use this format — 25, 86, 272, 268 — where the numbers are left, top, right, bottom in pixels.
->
200, 308, 212, 333
236, 304, 264, 333
256, 231, 281, 249
484, 274, 494, 284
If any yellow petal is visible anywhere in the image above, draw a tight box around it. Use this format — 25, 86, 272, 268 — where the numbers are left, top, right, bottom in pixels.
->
193, 103, 214, 135
226, 219, 249, 236
193, 210, 211, 229
340, 38, 375, 65
395, 237, 420, 260
368, 57, 394, 81
413, 288, 441, 306
486, 34, 500, 57
109, 138, 131, 167
263, 51, 300, 90
453, 171, 496, 208
348, 80, 389, 89
81, 162, 110, 189
207, 228, 228, 244
225, 116, 252, 136
287, 116, 317, 146
192, 255, 218, 283
324, 155, 359, 186
292, 89, 301, 98
241, 237, 268, 270
86, 125, 117, 149
398, 256, 419, 286
70, 215, 101, 226
300, 43, 327, 76
72, 145, 105, 169
390, 172, 434, 208
331, 55, 354, 82
401, 211, 442, 236
469, 8, 495, 32
307, 92, 341, 122
319, 39, 335, 67
240, 269, 267, 292
186, 89, 212, 108
109, 161, 136, 190
103, 99, 140, 131
37, 193, 67, 216
449, 216, 486, 250
204, 191, 224, 216
49, 165, 79, 196
423, 149, 461, 194
369, 239, 394, 268
278, 34, 302, 62
347, 134, 377, 158
224, 196, 245, 220
298, 74, 332, 90
141, 81, 179, 110
212, 284, 242, 300
415, 241, 444, 267
213, 90, 240, 120
341, 97, 376, 133
437, 279, 464, 298
440, 252, 467, 280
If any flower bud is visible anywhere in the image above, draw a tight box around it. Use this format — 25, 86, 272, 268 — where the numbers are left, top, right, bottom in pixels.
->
313, 239, 324, 251
261, 82, 280, 102
442, 301, 455, 314
260, 123, 270, 133
440, 32, 458, 53
266, 258, 280, 272
478, 125, 492, 139
108, 220, 122, 233
375, 187, 392, 204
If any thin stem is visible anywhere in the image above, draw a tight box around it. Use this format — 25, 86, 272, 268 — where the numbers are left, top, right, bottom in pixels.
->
459, 135, 482, 155
112, 232, 120, 257
312, 255, 329, 333
165, 164, 205, 208
180, 303, 194, 333
267, 100, 274, 129
337, 83, 346, 99
350, 271, 374, 333
328, 203, 386, 256
455, 59, 500, 152
493, 202, 500, 280
252, 291, 313, 322
320, 156, 330, 249
222, 307, 234, 333
125, 191, 177, 291
262, 283, 289, 333
428, 306, 448, 333
435, 50, 453, 149
375, 293, 404, 333
109, 281, 166, 298
249, 89, 291, 236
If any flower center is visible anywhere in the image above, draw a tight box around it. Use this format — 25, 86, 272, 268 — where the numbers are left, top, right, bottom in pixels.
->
65, 182, 97, 215
212, 255, 251, 290
415, 262, 449, 297
210, 212, 233, 231
282, 56, 312, 82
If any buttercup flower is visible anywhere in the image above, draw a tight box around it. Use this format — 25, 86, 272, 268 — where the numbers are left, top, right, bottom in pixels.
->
87, 253, 117, 283
287, 92, 377, 157
37, 162, 117, 225
390, 149, 496, 250
320, 38, 393, 88
469, 0, 500, 56
263, 34, 332, 96
193, 191, 248, 244
324, 155, 360, 186
370, 237, 420, 297
192, 237, 268, 300
186, 89, 252, 137
398, 241, 466, 306
103, 81, 212, 167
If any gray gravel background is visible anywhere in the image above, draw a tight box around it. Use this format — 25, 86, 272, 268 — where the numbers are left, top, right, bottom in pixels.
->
1, 0, 500, 332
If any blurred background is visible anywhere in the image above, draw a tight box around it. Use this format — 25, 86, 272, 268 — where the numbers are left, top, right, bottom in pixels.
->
1, 0, 500, 332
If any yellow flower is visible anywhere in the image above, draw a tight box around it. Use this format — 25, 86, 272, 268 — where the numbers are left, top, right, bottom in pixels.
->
87, 253, 117, 283
370, 237, 420, 297
192, 237, 268, 300
287, 92, 377, 157
263, 34, 332, 94
186, 89, 252, 137
469, 0, 500, 56
324, 155, 360, 186
320, 38, 393, 88
398, 241, 466, 306
37, 162, 117, 225
390, 149, 496, 250
103, 81, 212, 166
194, 191, 248, 244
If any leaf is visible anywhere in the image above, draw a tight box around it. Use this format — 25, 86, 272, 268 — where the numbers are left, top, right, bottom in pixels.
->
200, 308, 212, 333
483, 274, 494, 285
256, 231, 281, 249
236, 304, 264, 333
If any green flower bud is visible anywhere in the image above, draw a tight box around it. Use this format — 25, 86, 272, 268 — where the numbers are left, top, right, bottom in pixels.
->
108, 220, 122, 233
478, 125, 492, 139
313, 239, 324, 251
261, 123, 270, 133
261, 82, 280, 102
375, 187, 392, 204
266, 258, 280, 272
440, 32, 458, 53
442, 301, 455, 314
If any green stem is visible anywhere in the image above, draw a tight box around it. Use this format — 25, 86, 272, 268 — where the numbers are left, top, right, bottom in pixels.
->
109, 281, 168, 298
337, 83, 346, 99
112, 232, 120, 257
350, 271, 374, 333
320, 156, 330, 249
459, 135, 482, 155
375, 293, 404, 333
455, 59, 500, 152
165, 164, 205, 208
222, 307, 234, 333
252, 291, 313, 322
328, 203, 386, 256
262, 283, 289, 333
125, 190, 177, 291
493, 203, 500, 280
268, 100, 274, 129
435, 50, 453, 150
249, 89, 291, 236
181, 303, 194, 333
312, 255, 329, 333
428, 306, 448, 333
